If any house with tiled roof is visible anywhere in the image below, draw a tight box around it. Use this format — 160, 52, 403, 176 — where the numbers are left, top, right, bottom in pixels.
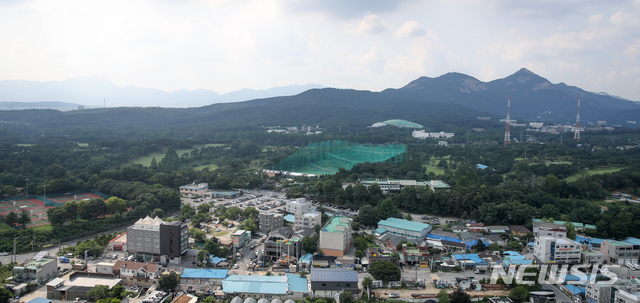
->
508, 225, 532, 236
112, 261, 162, 287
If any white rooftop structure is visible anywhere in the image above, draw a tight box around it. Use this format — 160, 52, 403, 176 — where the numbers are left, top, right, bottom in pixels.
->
134, 215, 163, 230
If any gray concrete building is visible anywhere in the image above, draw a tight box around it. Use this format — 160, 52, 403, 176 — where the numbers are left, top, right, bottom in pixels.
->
127, 216, 188, 262
259, 213, 284, 233
310, 268, 358, 295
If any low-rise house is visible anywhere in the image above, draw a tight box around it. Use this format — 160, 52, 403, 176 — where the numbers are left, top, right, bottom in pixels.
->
429, 230, 458, 239
96, 262, 115, 274
366, 247, 393, 263
108, 232, 127, 252
13, 254, 57, 284
402, 245, 430, 267
451, 225, 468, 233
467, 223, 485, 233
485, 226, 510, 234
180, 269, 229, 287
47, 272, 122, 301
376, 233, 407, 251
460, 232, 482, 242
310, 269, 358, 295
582, 250, 604, 264
265, 227, 304, 260
112, 261, 162, 287
172, 294, 199, 303
179, 183, 209, 198
508, 225, 532, 236
484, 235, 507, 246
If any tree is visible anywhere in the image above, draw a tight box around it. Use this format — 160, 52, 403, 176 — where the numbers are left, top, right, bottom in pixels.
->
473, 239, 486, 252
339, 291, 354, 303
368, 261, 401, 283
150, 157, 158, 170
204, 237, 221, 257
564, 222, 577, 240
47, 207, 67, 226
351, 222, 361, 231
158, 271, 179, 290
151, 208, 164, 219
4, 212, 17, 227
376, 198, 400, 220
106, 197, 128, 214
322, 180, 338, 201
191, 213, 207, 227
405, 213, 413, 221
242, 206, 259, 219
190, 228, 206, 244
302, 235, 318, 253
88, 285, 111, 301
509, 285, 530, 302
488, 243, 501, 252
449, 288, 471, 303
159, 146, 181, 172
355, 250, 364, 259
110, 284, 126, 299
362, 277, 373, 299
197, 249, 210, 267
225, 207, 242, 220
63, 201, 78, 222
18, 209, 31, 228
197, 203, 211, 214
358, 205, 378, 227
180, 204, 196, 220
437, 289, 450, 303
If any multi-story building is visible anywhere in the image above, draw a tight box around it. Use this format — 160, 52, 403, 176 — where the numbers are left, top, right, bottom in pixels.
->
179, 183, 209, 198
285, 198, 310, 214
377, 217, 431, 239
127, 216, 188, 262
233, 230, 250, 249
601, 240, 640, 265
13, 254, 58, 284
113, 261, 162, 287
294, 211, 321, 229
258, 213, 283, 233
533, 236, 582, 264
585, 283, 611, 303
533, 222, 567, 238
319, 216, 352, 257
108, 232, 127, 252
402, 245, 430, 267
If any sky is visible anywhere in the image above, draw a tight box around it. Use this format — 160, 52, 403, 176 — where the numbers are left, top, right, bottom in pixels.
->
2, 0, 640, 100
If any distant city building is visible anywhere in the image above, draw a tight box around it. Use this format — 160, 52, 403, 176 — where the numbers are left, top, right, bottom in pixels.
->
179, 183, 209, 198
259, 212, 283, 233
319, 216, 352, 257
411, 130, 455, 139
529, 122, 543, 128
477, 117, 491, 120
356, 179, 451, 194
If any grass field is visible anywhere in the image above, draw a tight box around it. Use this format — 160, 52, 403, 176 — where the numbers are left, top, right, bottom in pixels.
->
130, 144, 225, 167
213, 230, 230, 237
546, 161, 572, 165
424, 165, 446, 175
194, 163, 219, 171
564, 167, 624, 182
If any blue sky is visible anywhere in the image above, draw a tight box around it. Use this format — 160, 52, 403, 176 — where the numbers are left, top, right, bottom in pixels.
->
1, 0, 640, 100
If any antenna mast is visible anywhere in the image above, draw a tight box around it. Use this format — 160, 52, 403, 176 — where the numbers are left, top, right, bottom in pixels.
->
503, 95, 512, 145
574, 95, 581, 141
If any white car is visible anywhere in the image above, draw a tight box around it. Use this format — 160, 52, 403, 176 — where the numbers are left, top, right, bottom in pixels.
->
233, 264, 239, 269
0, 252, 9, 256
388, 293, 399, 298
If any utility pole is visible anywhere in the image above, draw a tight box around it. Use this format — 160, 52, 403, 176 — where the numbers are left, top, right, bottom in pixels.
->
13, 237, 17, 264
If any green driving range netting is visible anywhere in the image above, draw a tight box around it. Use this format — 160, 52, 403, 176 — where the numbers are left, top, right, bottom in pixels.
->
269, 140, 407, 175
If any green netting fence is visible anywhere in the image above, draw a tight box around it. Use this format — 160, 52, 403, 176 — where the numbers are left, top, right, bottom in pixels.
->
269, 140, 407, 175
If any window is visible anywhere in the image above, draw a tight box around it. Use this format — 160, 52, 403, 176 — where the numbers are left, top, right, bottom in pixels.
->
145, 238, 150, 241
335, 283, 340, 287
154, 234, 159, 237
137, 243, 142, 246
146, 244, 150, 247
155, 239, 159, 242
154, 249, 159, 252
145, 233, 150, 236
155, 245, 159, 248
346, 284, 351, 287
137, 232, 141, 235
137, 237, 142, 240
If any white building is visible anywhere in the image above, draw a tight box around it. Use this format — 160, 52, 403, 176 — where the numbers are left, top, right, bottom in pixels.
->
616, 289, 640, 303
533, 236, 582, 264
585, 283, 611, 303
601, 240, 640, 265
411, 130, 455, 139
294, 211, 321, 229
532, 222, 567, 238
96, 262, 115, 274
179, 183, 209, 198
285, 198, 310, 214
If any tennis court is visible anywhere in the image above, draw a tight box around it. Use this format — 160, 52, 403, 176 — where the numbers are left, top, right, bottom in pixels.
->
0, 191, 108, 227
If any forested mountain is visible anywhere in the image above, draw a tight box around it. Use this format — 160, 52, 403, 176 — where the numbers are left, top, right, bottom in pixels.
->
1, 68, 638, 142
384, 68, 640, 122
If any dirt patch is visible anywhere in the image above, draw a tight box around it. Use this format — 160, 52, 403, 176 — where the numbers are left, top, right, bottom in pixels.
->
372, 285, 509, 299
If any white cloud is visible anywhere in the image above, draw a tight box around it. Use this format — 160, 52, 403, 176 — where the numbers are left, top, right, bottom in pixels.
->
354, 47, 386, 73
396, 21, 427, 37
352, 14, 389, 34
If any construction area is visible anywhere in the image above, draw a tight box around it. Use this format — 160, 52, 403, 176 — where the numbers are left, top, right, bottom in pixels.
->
269, 140, 407, 175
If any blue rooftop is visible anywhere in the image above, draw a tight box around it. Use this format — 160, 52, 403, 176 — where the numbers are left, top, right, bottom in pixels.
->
477, 164, 488, 169
452, 254, 487, 265
284, 214, 295, 222
181, 268, 229, 279
565, 285, 585, 295
373, 228, 387, 234
222, 275, 289, 295
27, 298, 52, 303
623, 237, 640, 246
299, 253, 313, 265
286, 274, 308, 292
378, 217, 430, 233
427, 234, 462, 243
210, 256, 228, 264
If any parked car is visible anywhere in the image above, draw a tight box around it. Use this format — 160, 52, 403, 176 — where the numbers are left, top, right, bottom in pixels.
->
388, 293, 399, 298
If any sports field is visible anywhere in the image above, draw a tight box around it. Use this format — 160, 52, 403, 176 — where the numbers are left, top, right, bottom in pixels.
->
0, 192, 105, 227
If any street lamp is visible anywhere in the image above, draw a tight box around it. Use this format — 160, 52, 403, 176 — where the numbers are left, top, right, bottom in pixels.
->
25, 179, 29, 196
